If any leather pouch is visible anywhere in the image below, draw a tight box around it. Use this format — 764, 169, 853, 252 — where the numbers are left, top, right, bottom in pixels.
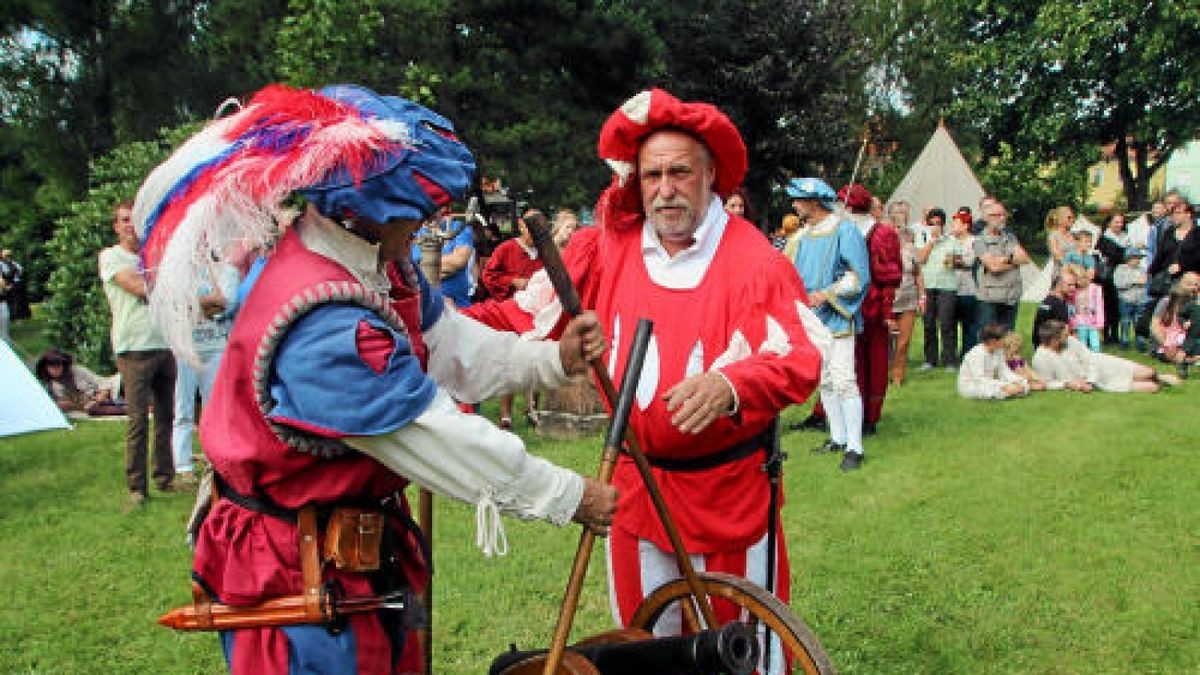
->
323, 508, 384, 572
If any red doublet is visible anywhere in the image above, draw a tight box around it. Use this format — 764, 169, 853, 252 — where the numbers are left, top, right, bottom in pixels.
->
195, 229, 426, 674
479, 238, 543, 301
857, 223, 902, 425
467, 217, 820, 553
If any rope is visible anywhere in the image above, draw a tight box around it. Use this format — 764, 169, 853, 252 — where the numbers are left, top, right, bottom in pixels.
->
474, 488, 508, 558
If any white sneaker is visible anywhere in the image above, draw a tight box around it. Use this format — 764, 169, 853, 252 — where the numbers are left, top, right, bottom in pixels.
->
918, 363, 934, 372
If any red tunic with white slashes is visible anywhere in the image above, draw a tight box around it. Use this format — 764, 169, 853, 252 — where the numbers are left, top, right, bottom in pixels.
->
467, 216, 821, 554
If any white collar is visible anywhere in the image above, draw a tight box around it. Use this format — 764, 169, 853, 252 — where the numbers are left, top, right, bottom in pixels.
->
639, 195, 727, 290
297, 213, 390, 294
806, 211, 842, 236
517, 239, 538, 259
640, 194, 726, 260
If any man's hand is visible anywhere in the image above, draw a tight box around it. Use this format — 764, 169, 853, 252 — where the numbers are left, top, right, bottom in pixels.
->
1001, 382, 1025, 397
663, 372, 735, 434
807, 290, 828, 308
512, 277, 530, 291
1067, 380, 1094, 393
573, 477, 617, 537
558, 311, 606, 376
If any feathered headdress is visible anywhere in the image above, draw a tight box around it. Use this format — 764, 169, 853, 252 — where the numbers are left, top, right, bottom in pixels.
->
132, 84, 476, 361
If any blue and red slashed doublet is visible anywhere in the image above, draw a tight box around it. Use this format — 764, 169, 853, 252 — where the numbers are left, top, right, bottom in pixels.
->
466, 215, 821, 620
195, 228, 438, 674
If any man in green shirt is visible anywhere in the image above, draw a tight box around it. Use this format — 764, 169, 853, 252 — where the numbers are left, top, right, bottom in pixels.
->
99, 201, 177, 509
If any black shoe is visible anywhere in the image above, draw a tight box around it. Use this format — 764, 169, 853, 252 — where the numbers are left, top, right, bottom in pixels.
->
839, 452, 864, 472
789, 413, 827, 432
812, 439, 845, 455
862, 422, 877, 436
1178, 362, 1190, 380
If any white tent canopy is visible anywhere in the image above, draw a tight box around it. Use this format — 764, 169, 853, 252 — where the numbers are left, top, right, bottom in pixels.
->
887, 122, 987, 217
0, 341, 70, 437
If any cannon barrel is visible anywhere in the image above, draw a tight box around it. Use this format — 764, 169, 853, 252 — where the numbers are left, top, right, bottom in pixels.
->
489, 622, 759, 675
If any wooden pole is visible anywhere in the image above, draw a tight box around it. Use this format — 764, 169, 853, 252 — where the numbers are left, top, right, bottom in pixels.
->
542, 319, 654, 675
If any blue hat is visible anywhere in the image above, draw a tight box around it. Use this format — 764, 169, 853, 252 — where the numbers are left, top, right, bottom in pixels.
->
298, 84, 477, 224
785, 177, 837, 207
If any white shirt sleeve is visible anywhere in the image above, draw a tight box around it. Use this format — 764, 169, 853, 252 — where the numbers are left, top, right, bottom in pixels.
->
424, 306, 569, 404
346, 390, 584, 556
1032, 348, 1068, 390
829, 270, 862, 299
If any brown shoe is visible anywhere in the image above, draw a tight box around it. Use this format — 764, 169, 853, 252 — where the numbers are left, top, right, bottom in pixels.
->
123, 491, 147, 513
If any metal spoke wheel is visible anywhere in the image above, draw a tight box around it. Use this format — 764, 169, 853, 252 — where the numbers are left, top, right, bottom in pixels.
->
628, 572, 836, 674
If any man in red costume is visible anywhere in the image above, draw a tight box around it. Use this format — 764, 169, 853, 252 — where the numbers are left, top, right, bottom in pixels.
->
467, 90, 823, 657
134, 84, 616, 674
790, 184, 901, 438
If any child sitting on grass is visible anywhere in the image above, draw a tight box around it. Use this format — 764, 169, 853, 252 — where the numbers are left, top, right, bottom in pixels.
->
1000, 330, 1046, 390
1151, 287, 1200, 378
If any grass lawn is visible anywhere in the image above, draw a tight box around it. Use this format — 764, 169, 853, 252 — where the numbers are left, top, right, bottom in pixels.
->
1, 306, 1197, 674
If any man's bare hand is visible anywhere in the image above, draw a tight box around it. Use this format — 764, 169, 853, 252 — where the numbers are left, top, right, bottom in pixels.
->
1001, 382, 1025, 397
512, 277, 530, 290
663, 372, 735, 434
807, 290, 828, 308
573, 477, 617, 537
559, 311, 606, 376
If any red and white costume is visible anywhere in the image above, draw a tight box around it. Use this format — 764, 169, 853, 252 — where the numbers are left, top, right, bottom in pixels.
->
466, 90, 822, 644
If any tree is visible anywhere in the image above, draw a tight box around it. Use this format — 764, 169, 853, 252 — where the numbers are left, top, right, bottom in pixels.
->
930, 0, 1200, 210
645, 0, 871, 228
439, 0, 663, 210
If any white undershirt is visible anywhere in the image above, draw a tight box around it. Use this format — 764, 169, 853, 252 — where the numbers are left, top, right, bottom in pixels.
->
640, 195, 727, 289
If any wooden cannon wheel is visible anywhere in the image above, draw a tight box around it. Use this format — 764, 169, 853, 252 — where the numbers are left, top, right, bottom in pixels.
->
628, 572, 837, 674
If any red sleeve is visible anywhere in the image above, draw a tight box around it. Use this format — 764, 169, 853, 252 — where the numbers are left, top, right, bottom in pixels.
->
865, 224, 903, 319
870, 225, 903, 289
480, 240, 520, 300
464, 227, 603, 337
716, 247, 822, 429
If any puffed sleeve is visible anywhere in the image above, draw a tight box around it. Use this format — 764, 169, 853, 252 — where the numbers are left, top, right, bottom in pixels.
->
267, 304, 436, 437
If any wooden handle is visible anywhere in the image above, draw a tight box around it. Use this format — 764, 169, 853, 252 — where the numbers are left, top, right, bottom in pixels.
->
543, 320, 654, 675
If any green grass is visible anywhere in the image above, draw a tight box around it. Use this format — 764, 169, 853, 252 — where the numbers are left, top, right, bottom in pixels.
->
1, 308, 1197, 673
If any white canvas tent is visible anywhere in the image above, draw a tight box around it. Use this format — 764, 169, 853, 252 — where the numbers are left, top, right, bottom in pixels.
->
0, 341, 70, 437
887, 121, 987, 216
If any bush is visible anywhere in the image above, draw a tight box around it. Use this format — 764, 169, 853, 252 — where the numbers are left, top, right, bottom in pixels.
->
42, 123, 200, 369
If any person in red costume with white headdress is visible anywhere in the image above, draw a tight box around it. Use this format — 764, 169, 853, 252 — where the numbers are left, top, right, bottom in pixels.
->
134, 83, 616, 675
466, 90, 824, 663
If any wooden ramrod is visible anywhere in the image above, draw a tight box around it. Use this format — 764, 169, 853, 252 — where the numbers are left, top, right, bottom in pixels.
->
488, 622, 758, 675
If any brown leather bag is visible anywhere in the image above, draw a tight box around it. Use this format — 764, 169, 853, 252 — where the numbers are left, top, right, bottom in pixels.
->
323, 507, 384, 572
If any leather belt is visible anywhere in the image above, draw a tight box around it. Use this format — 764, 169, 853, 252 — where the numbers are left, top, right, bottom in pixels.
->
645, 434, 764, 472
